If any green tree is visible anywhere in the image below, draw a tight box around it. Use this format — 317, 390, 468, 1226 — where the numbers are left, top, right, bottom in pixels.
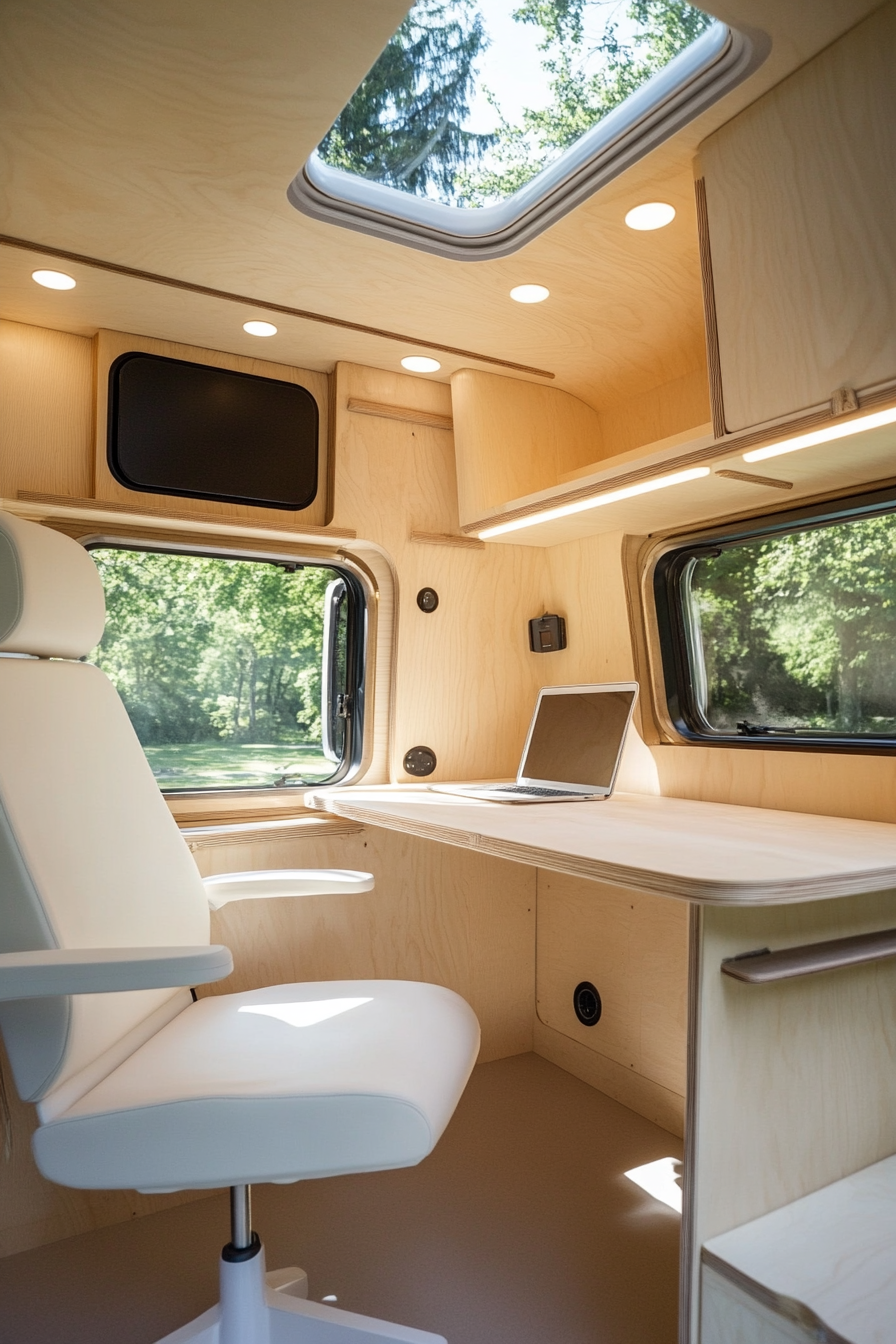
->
91, 551, 336, 749
317, 0, 495, 201
317, 0, 710, 206
691, 543, 825, 728
752, 517, 896, 731
458, 0, 713, 203
195, 560, 329, 744
690, 514, 896, 733
91, 550, 213, 743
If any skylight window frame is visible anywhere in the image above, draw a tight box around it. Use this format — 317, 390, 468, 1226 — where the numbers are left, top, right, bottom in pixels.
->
289, 18, 767, 261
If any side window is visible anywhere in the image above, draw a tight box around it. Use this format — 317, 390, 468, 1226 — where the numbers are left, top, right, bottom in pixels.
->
87, 546, 365, 790
654, 496, 896, 747
321, 577, 349, 765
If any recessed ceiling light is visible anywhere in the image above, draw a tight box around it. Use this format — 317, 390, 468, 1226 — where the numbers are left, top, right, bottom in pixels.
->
510, 284, 550, 304
625, 202, 676, 231
401, 356, 441, 373
32, 269, 76, 290
243, 320, 277, 337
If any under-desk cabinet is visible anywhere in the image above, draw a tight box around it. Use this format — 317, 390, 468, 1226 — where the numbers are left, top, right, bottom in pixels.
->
688, 896, 896, 1344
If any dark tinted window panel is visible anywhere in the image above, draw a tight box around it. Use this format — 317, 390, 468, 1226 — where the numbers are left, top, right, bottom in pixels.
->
108, 353, 319, 510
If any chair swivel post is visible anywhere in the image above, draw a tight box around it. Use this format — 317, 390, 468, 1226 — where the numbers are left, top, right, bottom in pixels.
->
230, 1184, 253, 1251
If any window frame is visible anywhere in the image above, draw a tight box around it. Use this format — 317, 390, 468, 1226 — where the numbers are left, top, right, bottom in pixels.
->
288, 18, 767, 261
84, 537, 370, 795
651, 485, 896, 754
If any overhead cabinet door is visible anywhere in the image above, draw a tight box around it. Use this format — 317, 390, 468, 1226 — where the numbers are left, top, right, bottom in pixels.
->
697, 1, 896, 434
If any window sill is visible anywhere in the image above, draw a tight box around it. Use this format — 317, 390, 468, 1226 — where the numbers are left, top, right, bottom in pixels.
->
179, 811, 364, 851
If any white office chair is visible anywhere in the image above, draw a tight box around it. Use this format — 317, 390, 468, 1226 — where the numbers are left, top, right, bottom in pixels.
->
0, 512, 480, 1344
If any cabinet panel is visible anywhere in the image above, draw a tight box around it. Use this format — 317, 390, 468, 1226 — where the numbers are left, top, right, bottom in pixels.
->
701, 1266, 813, 1344
451, 369, 603, 526
536, 871, 687, 1117
699, 1, 896, 432
95, 330, 330, 525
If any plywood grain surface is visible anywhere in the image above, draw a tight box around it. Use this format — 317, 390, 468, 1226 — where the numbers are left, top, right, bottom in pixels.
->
536, 871, 688, 1097
701, 1, 896, 430
305, 787, 896, 905
686, 891, 896, 1340
703, 1154, 896, 1344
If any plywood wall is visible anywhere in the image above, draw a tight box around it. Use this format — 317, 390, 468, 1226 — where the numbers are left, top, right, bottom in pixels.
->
330, 362, 553, 783
597, 366, 710, 459
0, 320, 95, 499
535, 871, 688, 1137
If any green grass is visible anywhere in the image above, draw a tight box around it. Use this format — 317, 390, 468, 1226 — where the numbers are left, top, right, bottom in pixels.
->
142, 741, 335, 791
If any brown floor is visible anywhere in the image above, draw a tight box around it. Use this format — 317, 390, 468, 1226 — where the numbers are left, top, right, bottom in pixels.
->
0, 1054, 682, 1344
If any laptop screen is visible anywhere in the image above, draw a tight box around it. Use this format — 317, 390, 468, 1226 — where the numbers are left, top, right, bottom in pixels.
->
519, 688, 636, 789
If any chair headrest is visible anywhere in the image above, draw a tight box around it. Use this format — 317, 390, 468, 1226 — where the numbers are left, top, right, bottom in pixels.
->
0, 513, 106, 659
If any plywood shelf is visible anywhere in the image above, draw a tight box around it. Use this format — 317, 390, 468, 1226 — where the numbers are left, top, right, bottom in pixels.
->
702, 1137, 896, 1343
463, 391, 896, 548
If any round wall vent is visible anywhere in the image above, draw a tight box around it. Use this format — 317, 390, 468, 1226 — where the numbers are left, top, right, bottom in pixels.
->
573, 981, 602, 1027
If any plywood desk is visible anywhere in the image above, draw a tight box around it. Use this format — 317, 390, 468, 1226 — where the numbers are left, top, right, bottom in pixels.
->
306, 784, 896, 1344
304, 785, 896, 906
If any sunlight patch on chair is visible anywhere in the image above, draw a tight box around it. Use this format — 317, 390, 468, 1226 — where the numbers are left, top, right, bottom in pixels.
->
239, 998, 373, 1028
624, 1157, 682, 1212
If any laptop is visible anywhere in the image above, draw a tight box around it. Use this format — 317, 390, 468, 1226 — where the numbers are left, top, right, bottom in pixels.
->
431, 682, 639, 803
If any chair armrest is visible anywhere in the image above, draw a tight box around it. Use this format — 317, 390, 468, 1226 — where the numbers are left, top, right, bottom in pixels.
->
0, 945, 233, 1000
203, 869, 375, 911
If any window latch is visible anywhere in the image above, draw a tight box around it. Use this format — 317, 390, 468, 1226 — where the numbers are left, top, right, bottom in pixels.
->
336, 693, 352, 720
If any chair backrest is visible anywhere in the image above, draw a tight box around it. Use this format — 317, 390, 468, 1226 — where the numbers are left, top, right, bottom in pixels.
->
0, 513, 210, 1109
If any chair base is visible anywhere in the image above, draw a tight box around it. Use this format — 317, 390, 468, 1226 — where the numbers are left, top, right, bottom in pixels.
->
157, 1239, 446, 1344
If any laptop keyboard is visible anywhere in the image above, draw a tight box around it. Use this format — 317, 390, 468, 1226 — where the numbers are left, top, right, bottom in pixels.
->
496, 785, 585, 797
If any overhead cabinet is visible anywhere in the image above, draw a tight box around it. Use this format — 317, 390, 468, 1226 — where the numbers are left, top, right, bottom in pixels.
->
696, 1, 896, 435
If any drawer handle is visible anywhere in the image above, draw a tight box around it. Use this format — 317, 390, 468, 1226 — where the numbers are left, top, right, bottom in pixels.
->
721, 928, 896, 983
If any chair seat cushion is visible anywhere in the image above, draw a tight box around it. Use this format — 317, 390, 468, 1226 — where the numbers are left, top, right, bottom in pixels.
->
32, 980, 480, 1192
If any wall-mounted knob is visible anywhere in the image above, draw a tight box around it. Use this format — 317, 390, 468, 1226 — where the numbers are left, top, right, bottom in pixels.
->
403, 746, 437, 777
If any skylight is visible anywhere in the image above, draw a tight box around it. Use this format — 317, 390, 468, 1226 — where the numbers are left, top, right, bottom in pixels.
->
289, 1, 766, 259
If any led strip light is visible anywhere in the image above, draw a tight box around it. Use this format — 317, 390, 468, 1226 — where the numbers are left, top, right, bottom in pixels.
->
478, 467, 710, 539
743, 405, 896, 462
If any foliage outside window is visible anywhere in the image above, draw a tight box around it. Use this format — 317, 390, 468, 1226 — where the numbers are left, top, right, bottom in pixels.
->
655, 497, 896, 747
317, 0, 713, 206
88, 547, 363, 791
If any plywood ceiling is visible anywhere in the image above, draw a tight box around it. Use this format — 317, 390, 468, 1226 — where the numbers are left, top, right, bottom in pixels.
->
0, 0, 882, 409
